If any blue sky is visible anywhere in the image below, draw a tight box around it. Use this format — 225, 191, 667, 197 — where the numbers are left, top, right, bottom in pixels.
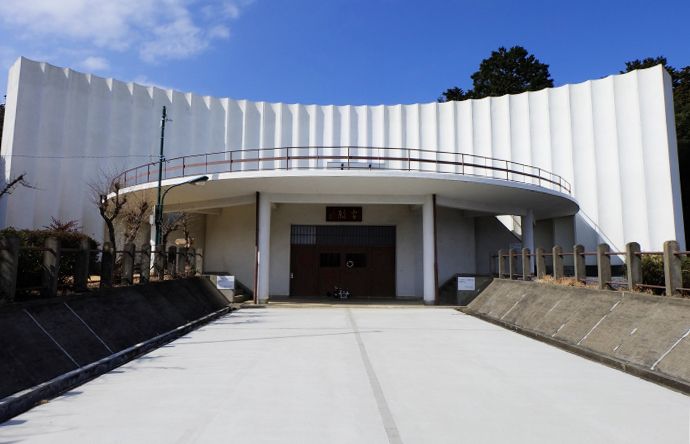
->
0, 0, 688, 105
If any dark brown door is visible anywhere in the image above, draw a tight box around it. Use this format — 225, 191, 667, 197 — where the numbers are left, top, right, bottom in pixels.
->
290, 245, 319, 296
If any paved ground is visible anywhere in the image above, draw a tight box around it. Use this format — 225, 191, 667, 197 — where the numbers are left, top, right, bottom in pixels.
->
1, 307, 689, 443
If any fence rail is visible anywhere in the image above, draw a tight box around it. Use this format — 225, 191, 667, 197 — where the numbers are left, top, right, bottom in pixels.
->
0, 236, 204, 304
496, 240, 689, 296
114, 146, 573, 195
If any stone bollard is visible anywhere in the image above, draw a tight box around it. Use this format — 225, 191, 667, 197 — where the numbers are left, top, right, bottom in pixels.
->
176, 247, 187, 277
167, 246, 177, 277
552, 245, 564, 279
187, 248, 196, 276
195, 248, 204, 276
0, 236, 20, 303
154, 245, 165, 280
521, 248, 531, 280
498, 249, 506, 278
508, 249, 518, 279
41, 237, 61, 298
536, 248, 546, 279
74, 238, 91, 292
625, 242, 641, 291
574, 244, 586, 283
663, 240, 682, 296
597, 243, 611, 290
100, 242, 114, 288
122, 242, 135, 285
140, 244, 151, 284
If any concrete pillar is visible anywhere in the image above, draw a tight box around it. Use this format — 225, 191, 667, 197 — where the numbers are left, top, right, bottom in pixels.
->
167, 246, 177, 277
521, 210, 535, 271
597, 243, 611, 290
101, 242, 114, 288
122, 242, 135, 285
140, 244, 151, 283
0, 236, 20, 303
154, 245, 165, 280
521, 248, 531, 280
552, 245, 564, 279
195, 248, 204, 275
74, 238, 90, 291
536, 248, 546, 279
41, 237, 60, 298
508, 249, 517, 279
497, 249, 506, 278
187, 247, 196, 276
574, 244, 586, 283
422, 195, 436, 304
663, 240, 682, 296
625, 242, 641, 291
257, 193, 272, 303
176, 247, 187, 277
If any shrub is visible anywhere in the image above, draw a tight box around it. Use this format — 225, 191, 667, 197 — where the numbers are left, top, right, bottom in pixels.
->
640, 255, 665, 288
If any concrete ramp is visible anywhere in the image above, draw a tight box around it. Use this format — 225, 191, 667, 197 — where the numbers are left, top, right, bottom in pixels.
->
467, 279, 690, 391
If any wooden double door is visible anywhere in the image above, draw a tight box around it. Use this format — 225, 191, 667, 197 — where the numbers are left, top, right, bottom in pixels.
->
290, 225, 396, 298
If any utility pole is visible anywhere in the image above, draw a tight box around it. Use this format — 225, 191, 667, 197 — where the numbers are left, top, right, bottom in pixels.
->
154, 106, 168, 247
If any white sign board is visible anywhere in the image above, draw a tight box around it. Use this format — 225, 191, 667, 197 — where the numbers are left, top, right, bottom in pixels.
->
457, 276, 476, 291
216, 275, 235, 290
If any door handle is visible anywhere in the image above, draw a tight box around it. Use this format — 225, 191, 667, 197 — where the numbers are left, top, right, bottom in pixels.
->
290, 272, 294, 279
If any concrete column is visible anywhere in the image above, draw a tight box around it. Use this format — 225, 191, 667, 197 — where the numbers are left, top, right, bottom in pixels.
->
536, 248, 546, 279
422, 195, 436, 304
176, 247, 187, 277
597, 243, 611, 290
140, 244, 151, 283
122, 242, 135, 285
625, 242, 641, 291
101, 242, 114, 288
0, 236, 20, 303
497, 249, 506, 278
552, 245, 564, 279
257, 193, 272, 303
521, 248, 531, 280
508, 249, 517, 279
41, 237, 60, 298
521, 210, 535, 272
663, 240, 682, 296
574, 244, 586, 282
74, 238, 90, 291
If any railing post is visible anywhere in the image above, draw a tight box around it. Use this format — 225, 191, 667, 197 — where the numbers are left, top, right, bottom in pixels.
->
521, 248, 531, 280
154, 245, 165, 280
140, 244, 151, 284
497, 249, 505, 278
176, 247, 187, 277
196, 247, 204, 275
167, 246, 177, 277
625, 242, 641, 291
508, 248, 517, 279
187, 247, 196, 276
0, 236, 20, 303
597, 243, 611, 290
663, 240, 682, 296
536, 247, 546, 279
74, 238, 90, 292
122, 242, 135, 285
574, 244, 586, 283
552, 245, 564, 279
41, 237, 61, 298
100, 242, 114, 288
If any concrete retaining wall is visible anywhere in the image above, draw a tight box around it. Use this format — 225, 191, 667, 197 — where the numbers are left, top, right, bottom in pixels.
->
466, 279, 690, 392
0, 277, 230, 400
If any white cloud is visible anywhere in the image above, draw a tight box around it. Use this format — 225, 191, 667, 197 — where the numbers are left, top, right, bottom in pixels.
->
0, 0, 251, 64
79, 56, 110, 72
132, 75, 173, 91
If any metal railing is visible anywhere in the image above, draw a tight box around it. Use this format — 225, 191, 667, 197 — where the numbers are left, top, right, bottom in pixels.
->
114, 146, 572, 195
496, 240, 689, 297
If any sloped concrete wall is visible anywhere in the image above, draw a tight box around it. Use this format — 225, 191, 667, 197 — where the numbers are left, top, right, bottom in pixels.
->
467, 280, 690, 389
0, 277, 229, 399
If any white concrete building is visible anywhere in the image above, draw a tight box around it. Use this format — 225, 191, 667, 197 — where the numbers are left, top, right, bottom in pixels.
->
0, 57, 685, 302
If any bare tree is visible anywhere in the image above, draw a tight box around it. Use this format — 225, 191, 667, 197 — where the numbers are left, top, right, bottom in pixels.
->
89, 170, 127, 252
160, 212, 186, 247
122, 193, 152, 246
0, 172, 33, 200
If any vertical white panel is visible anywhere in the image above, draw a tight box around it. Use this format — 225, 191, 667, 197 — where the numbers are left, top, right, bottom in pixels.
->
404, 104, 420, 170
509, 93, 531, 183
387, 105, 404, 169
307, 105, 322, 168
548, 86, 575, 193
591, 76, 624, 251
456, 100, 473, 175
371, 105, 386, 163
438, 101, 455, 174
489, 96, 510, 179
420, 103, 438, 171
471, 98, 492, 180
613, 71, 648, 246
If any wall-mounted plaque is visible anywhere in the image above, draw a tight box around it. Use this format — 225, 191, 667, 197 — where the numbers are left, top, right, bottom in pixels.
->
326, 206, 362, 222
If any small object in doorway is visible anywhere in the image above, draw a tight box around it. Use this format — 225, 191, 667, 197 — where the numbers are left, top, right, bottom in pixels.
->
332, 286, 351, 300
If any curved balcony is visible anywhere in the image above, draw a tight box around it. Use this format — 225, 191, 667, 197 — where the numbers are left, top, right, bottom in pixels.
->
116, 146, 572, 196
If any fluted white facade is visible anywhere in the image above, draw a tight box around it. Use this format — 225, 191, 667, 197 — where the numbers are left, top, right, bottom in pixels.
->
0, 57, 685, 251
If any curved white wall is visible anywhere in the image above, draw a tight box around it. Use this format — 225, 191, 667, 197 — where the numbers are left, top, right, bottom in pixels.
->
0, 57, 684, 250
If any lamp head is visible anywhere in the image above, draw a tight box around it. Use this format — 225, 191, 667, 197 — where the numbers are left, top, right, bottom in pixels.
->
189, 175, 209, 186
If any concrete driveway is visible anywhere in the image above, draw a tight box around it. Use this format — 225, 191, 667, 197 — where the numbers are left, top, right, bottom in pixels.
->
1, 307, 689, 443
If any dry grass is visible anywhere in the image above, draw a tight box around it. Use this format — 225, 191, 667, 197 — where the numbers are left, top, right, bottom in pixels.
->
535, 275, 591, 288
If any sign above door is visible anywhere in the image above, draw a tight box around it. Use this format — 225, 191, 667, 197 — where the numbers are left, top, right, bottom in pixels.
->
326, 206, 363, 222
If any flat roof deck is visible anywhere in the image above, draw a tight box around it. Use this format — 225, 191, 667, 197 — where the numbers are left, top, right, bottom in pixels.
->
1, 307, 688, 443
